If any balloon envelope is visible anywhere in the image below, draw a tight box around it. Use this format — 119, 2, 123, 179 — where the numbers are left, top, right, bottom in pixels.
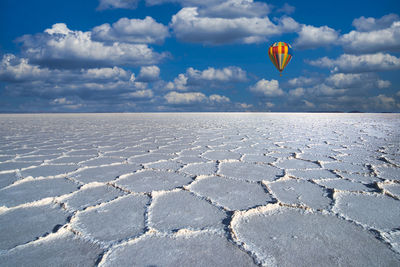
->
268, 42, 293, 74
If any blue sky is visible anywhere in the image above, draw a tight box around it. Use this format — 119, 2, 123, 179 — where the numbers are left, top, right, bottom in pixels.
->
1, 0, 399, 112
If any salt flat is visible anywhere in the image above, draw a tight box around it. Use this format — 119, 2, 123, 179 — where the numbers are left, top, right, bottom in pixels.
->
0, 113, 399, 266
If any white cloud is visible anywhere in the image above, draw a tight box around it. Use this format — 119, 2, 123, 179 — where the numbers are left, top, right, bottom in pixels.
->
326, 73, 391, 89
373, 94, 397, 109
147, 0, 270, 18
238, 103, 253, 109
125, 89, 154, 98
92, 17, 169, 44
303, 100, 315, 108
50, 97, 83, 109
209, 94, 230, 103
266, 102, 275, 108
164, 91, 207, 104
18, 23, 166, 68
51, 97, 73, 105
166, 66, 247, 90
352, 13, 399, 32
340, 21, 400, 53
289, 87, 304, 97
137, 65, 160, 82
307, 53, 400, 73
170, 7, 294, 44
164, 91, 230, 105
287, 76, 319, 87
83, 66, 131, 81
295, 24, 339, 49
97, 0, 140, 10
0, 54, 50, 82
307, 83, 346, 96
196, 0, 270, 19
249, 79, 284, 96
186, 66, 247, 83
166, 74, 188, 91
377, 80, 391, 89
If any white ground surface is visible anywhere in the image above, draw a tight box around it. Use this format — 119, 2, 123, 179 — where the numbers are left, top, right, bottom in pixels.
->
0, 113, 399, 266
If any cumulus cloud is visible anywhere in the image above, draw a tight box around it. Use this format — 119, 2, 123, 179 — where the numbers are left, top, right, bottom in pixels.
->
123, 89, 154, 99
164, 91, 207, 104
287, 76, 319, 87
164, 91, 230, 105
97, 0, 140, 10
352, 13, 399, 32
295, 24, 339, 49
0, 54, 50, 82
340, 21, 400, 53
186, 66, 247, 83
249, 79, 284, 96
17, 23, 166, 68
92, 17, 169, 44
166, 74, 188, 91
147, 0, 270, 18
289, 87, 304, 97
307, 53, 400, 73
325, 73, 391, 89
372, 94, 397, 109
0, 54, 159, 101
170, 7, 296, 44
137, 65, 160, 82
209, 94, 230, 103
196, 0, 270, 19
166, 66, 247, 90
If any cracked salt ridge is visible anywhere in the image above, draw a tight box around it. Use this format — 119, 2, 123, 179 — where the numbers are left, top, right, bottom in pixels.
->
101, 231, 256, 267
71, 194, 149, 245
0, 228, 103, 266
149, 189, 226, 233
267, 178, 332, 210
333, 192, 400, 232
114, 170, 193, 193
380, 182, 400, 199
315, 178, 375, 192
0, 177, 79, 207
374, 165, 400, 181
232, 204, 400, 266
189, 176, 274, 210
0, 200, 71, 250
59, 182, 127, 211
0, 172, 19, 189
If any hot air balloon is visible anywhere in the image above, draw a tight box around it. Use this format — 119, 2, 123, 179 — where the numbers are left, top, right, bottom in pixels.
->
268, 42, 293, 76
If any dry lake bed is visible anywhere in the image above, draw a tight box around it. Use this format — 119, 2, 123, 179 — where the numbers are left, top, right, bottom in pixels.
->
0, 113, 399, 266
